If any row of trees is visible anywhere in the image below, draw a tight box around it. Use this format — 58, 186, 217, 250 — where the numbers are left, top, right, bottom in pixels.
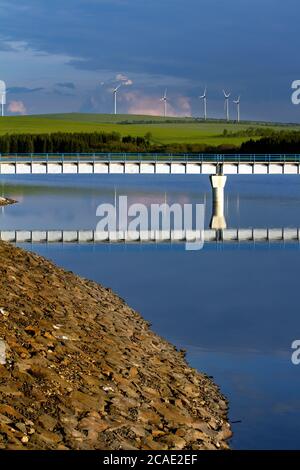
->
240, 131, 300, 153
0, 130, 300, 154
0, 132, 241, 154
222, 127, 276, 138
0, 132, 152, 154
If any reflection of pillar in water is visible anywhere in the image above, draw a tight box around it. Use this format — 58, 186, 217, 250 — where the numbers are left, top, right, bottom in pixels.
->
209, 175, 227, 230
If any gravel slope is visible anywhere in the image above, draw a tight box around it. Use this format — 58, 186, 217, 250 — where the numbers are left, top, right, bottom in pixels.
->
0, 242, 231, 450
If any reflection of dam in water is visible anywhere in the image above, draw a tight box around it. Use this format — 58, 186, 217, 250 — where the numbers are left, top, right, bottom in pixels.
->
1, 171, 298, 244
2, 228, 300, 244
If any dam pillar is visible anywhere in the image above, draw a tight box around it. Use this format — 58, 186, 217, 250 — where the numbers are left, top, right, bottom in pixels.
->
210, 174, 227, 230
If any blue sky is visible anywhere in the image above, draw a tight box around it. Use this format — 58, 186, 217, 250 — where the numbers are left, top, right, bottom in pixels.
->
0, 0, 299, 121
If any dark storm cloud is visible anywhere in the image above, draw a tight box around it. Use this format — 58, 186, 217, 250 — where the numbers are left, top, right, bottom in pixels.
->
0, 0, 299, 120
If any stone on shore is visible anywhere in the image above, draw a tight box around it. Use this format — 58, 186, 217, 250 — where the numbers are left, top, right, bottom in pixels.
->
0, 197, 17, 206
0, 241, 232, 450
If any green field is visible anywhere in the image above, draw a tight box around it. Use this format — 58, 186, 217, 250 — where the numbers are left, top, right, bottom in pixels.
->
0, 113, 299, 147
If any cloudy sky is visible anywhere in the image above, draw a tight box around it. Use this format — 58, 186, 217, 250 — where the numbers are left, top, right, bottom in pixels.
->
0, 0, 299, 121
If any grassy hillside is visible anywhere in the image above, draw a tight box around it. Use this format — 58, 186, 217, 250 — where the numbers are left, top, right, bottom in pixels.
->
0, 113, 299, 147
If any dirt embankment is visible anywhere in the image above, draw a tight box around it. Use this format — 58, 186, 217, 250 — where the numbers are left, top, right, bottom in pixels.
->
0, 242, 232, 450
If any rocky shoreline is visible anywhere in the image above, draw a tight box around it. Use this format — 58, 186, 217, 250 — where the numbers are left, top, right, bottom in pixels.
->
0, 197, 17, 206
0, 241, 232, 450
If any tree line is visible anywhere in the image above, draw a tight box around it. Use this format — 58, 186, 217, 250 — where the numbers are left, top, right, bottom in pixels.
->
221, 127, 277, 138
240, 131, 300, 153
0, 130, 300, 154
0, 132, 152, 154
0, 131, 240, 154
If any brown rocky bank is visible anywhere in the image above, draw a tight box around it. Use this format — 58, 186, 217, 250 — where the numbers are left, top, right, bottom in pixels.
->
0, 197, 17, 207
0, 241, 232, 450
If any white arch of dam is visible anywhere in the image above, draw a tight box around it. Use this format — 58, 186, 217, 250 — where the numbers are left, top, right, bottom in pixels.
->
1, 228, 300, 244
0, 154, 300, 175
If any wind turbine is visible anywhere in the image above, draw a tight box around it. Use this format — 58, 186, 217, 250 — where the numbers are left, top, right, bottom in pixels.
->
233, 96, 241, 123
160, 89, 168, 117
113, 84, 122, 115
0, 81, 6, 117
199, 87, 207, 121
223, 89, 231, 122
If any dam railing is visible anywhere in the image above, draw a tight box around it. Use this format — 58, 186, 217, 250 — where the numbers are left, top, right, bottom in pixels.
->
0, 153, 300, 163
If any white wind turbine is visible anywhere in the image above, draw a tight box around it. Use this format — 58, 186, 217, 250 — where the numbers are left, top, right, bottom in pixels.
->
0, 81, 6, 117
223, 89, 231, 122
113, 84, 122, 115
233, 96, 241, 123
199, 87, 207, 121
160, 89, 168, 117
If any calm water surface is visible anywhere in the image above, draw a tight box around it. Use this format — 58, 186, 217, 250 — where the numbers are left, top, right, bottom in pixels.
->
1, 174, 300, 449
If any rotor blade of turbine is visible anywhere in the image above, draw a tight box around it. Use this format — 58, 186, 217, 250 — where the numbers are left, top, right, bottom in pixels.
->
200, 88, 206, 99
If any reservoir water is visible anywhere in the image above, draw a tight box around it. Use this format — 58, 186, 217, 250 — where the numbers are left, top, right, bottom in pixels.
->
1, 174, 300, 449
